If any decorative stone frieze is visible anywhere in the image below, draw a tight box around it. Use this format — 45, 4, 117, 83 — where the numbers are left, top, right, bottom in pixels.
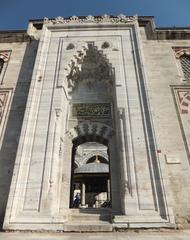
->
44, 14, 137, 25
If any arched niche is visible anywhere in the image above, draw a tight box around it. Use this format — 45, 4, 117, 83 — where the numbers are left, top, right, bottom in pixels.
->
58, 41, 120, 213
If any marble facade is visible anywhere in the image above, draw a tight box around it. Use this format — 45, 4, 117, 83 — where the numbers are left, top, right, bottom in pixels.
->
0, 15, 190, 231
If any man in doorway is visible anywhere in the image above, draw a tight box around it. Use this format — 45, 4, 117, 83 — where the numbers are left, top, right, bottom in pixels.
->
73, 192, 81, 208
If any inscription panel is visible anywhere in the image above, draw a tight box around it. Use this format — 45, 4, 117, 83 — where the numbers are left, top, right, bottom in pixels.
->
72, 103, 112, 118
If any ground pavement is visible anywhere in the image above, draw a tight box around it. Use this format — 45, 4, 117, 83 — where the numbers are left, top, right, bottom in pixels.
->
0, 230, 190, 240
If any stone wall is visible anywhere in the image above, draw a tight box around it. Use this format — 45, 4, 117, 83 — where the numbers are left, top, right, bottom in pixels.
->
140, 25, 190, 226
0, 35, 38, 226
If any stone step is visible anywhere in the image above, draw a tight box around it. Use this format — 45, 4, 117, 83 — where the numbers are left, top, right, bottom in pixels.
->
69, 208, 110, 214
69, 213, 111, 222
64, 221, 113, 232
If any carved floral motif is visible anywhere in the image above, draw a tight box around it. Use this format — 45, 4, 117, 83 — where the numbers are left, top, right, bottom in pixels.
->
86, 15, 95, 22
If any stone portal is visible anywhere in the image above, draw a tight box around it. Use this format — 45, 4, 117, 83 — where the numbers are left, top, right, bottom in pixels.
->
3, 16, 174, 231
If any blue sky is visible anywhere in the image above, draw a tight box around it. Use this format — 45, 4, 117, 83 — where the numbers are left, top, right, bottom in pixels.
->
0, 0, 190, 30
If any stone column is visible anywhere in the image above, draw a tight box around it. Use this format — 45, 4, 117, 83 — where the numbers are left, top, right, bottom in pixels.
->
107, 179, 111, 202
108, 137, 121, 211
60, 135, 73, 212
81, 182, 86, 207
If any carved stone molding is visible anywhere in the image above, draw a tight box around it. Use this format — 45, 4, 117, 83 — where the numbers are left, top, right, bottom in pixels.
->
44, 14, 137, 25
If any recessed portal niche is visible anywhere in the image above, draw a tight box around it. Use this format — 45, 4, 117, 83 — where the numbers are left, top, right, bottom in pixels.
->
70, 141, 111, 209
67, 42, 115, 209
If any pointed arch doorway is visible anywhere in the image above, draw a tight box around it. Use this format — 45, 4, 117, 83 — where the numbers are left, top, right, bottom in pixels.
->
68, 122, 114, 209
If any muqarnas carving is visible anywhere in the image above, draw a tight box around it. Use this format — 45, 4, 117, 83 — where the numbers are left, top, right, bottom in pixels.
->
64, 43, 114, 93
